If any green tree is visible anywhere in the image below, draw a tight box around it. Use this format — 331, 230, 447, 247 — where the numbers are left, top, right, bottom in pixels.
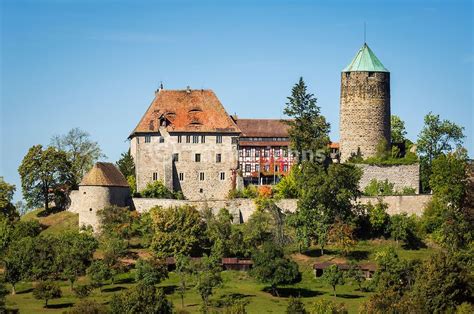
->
100, 236, 127, 282
250, 242, 300, 296
206, 208, 234, 258
0, 279, 9, 312
4, 237, 35, 294
389, 213, 417, 245
347, 261, 365, 291
97, 206, 134, 239
72, 284, 93, 299
410, 251, 472, 312
56, 231, 98, 288
135, 258, 168, 286
116, 149, 135, 178
391, 115, 407, 143
286, 297, 307, 314
323, 265, 345, 297
283, 77, 330, 162
195, 255, 223, 311
430, 152, 467, 209
51, 127, 105, 188
18, 145, 73, 212
417, 112, 465, 192
87, 260, 112, 291
328, 219, 356, 256
274, 166, 301, 198
150, 205, 206, 258
109, 283, 173, 314
33, 280, 62, 308
141, 180, 176, 199
175, 254, 194, 310
0, 177, 19, 221
367, 200, 390, 237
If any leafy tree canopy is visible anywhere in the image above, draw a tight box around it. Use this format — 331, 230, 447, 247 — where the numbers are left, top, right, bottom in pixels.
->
391, 115, 408, 143
51, 128, 105, 188
18, 145, 74, 211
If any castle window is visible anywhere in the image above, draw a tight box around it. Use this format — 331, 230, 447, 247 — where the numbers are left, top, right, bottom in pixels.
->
179, 172, 184, 181
283, 165, 288, 172
239, 149, 243, 157
216, 153, 222, 163
216, 135, 222, 144
153, 172, 158, 181
89, 208, 92, 212
283, 149, 288, 157
178, 135, 182, 143
232, 137, 238, 144
159, 136, 165, 143
145, 135, 151, 143
255, 164, 260, 172
264, 165, 270, 172
186, 135, 191, 143
83, 191, 86, 195
264, 149, 270, 157
255, 149, 261, 157
245, 149, 250, 157
199, 188, 203, 193
173, 153, 179, 162
345, 72, 350, 79
199, 172, 205, 181
220, 172, 225, 180
245, 164, 251, 172
275, 149, 281, 157
275, 165, 280, 172
201, 135, 206, 143
137, 137, 140, 144
368, 72, 375, 77
193, 135, 199, 143
195, 154, 201, 162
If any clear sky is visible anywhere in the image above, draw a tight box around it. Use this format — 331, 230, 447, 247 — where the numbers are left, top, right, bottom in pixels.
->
1, 0, 473, 202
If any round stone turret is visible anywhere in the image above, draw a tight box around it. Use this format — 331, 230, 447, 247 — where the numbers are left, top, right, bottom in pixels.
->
339, 43, 391, 162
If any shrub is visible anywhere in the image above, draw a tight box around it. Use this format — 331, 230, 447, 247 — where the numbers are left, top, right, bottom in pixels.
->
140, 180, 182, 199
228, 185, 258, 199
135, 258, 168, 285
364, 179, 395, 196
67, 300, 107, 314
72, 284, 92, 299
257, 185, 273, 198
109, 283, 173, 314
286, 297, 306, 314
310, 299, 347, 314
274, 167, 300, 198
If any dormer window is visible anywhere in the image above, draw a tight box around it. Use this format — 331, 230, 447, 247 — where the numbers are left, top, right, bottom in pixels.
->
188, 107, 203, 113
368, 72, 375, 78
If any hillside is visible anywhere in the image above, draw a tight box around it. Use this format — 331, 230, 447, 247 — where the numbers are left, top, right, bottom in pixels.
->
21, 208, 79, 235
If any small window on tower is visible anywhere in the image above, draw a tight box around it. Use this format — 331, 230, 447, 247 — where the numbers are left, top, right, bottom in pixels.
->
153, 172, 158, 181
345, 72, 350, 79
145, 135, 151, 143
368, 72, 375, 77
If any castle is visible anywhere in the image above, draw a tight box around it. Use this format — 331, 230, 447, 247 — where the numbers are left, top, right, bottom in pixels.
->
69, 43, 423, 230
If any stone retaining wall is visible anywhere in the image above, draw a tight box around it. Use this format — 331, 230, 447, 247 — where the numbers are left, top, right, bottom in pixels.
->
133, 194, 431, 222
358, 163, 420, 194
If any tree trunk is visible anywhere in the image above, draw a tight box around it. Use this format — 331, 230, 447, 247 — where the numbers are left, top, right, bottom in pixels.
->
333, 286, 337, 298
44, 189, 49, 212
45, 298, 49, 308
11, 284, 16, 295
321, 247, 324, 256
272, 285, 279, 297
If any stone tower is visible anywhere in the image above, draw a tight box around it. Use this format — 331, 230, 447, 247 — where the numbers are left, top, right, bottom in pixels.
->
68, 162, 130, 232
339, 43, 391, 162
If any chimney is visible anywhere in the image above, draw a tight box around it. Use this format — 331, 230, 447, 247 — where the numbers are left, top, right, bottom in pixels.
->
155, 82, 164, 95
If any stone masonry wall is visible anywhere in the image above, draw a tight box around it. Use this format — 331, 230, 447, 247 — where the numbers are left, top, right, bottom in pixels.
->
340, 71, 391, 162
130, 128, 239, 201
133, 194, 430, 222
358, 163, 420, 194
69, 186, 130, 231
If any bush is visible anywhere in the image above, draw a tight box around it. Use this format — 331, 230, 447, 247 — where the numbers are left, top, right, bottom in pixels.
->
228, 185, 258, 199
286, 297, 306, 314
274, 167, 300, 198
72, 284, 92, 299
140, 180, 183, 199
67, 300, 107, 314
135, 258, 168, 285
109, 283, 173, 314
364, 179, 395, 196
310, 299, 347, 314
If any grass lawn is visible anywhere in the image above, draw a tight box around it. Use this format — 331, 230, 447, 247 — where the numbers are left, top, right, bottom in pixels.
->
5, 240, 438, 313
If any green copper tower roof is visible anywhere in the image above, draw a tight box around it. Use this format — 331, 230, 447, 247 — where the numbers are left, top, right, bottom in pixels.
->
342, 43, 389, 72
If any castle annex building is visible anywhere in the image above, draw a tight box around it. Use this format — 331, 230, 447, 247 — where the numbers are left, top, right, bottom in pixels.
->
129, 89, 241, 200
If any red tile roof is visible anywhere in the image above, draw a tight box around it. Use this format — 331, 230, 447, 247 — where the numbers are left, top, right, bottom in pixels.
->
235, 119, 290, 138
131, 89, 240, 135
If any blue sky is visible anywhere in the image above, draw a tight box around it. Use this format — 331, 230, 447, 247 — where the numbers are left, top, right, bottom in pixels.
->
1, 0, 472, 202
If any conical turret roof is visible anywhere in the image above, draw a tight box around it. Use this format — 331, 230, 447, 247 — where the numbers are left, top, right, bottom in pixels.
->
80, 162, 129, 187
343, 43, 389, 72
